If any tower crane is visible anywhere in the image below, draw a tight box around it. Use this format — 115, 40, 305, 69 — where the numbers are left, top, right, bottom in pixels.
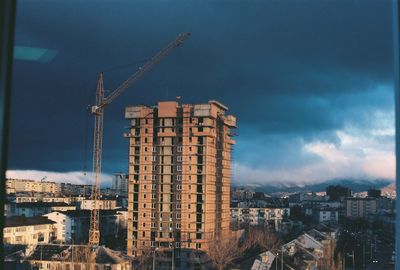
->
88, 32, 191, 246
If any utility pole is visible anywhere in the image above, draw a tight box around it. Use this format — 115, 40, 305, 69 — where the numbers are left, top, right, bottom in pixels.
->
363, 243, 365, 268
152, 249, 155, 270
352, 250, 355, 269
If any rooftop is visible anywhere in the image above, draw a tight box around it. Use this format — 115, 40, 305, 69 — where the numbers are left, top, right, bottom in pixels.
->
60, 209, 121, 218
26, 245, 131, 264
5, 216, 56, 228
15, 202, 73, 207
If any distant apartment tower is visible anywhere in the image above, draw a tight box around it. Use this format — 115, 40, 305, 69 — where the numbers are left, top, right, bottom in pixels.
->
345, 197, 377, 218
125, 100, 236, 256
326, 185, 352, 201
113, 173, 129, 195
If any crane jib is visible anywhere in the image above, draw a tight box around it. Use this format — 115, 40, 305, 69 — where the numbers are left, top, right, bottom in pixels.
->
88, 32, 191, 246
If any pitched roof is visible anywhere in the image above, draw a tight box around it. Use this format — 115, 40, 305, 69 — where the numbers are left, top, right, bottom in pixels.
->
26, 245, 131, 264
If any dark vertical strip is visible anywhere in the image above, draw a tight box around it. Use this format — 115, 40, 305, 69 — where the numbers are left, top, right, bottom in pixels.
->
393, 0, 400, 268
0, 0, 16, 265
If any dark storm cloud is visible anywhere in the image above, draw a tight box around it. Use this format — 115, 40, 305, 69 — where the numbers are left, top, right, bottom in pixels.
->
8, 0, 394, 181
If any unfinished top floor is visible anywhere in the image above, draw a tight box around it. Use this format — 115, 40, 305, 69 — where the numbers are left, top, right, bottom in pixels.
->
125, 100, 237, 128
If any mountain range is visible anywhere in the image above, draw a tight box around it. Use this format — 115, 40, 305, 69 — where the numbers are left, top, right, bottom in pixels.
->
233, 178, 393, 195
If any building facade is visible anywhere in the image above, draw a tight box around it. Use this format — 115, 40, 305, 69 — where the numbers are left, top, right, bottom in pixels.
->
45, 209, 126, 244
230, 207, 290, 230
345, 197, 377, 218
113, 173, 129, 195
6, 179, 60, 195
3, 216, 56, 245
80, 199, 117, 210
125, 100, 236, 256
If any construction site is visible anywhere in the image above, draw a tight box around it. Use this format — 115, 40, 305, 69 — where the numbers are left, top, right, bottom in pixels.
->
8, 31, 237, 270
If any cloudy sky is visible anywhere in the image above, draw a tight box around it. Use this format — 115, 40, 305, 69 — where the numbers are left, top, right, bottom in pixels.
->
7, 0, 395, 186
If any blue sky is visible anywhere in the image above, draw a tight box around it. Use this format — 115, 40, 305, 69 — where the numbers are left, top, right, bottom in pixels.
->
6, 0, 395, 186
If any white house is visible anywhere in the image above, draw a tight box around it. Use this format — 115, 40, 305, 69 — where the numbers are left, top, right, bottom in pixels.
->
3, 216, 56, 245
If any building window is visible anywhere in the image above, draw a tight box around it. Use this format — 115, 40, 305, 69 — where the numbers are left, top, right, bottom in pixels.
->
177, 184, 182, 190
176, 223, 181, 229
177, 165, 182, 171
152, 147, 157, 152
176, 175, 182, 181
177, 156, 182, 162
176, 203, 181, 209
177, 146, 182, 152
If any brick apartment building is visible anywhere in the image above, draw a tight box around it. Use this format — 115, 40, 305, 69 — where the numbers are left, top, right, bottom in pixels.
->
125, 100, 236, 256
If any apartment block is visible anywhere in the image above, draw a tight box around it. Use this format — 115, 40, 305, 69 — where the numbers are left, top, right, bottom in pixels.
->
345, 197, 377, 218
3, 216, 56, 245
6, 179, 60, 195
125, 100, 236, 256
113, 173, 129, 195
80, 199, 117, 210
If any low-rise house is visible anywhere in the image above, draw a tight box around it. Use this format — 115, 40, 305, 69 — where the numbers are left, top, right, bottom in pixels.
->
3, 216, 56, 245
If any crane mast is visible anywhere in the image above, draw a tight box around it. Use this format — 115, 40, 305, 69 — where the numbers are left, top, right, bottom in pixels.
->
88, 32, 191, 246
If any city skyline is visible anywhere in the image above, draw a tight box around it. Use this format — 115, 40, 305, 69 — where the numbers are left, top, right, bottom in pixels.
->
8, 0, 394, 186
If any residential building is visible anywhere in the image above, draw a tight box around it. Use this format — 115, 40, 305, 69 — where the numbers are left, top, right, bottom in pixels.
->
5, 202, 76, 217
368, 188, 382, 198
3, 216, 56, 245
44, 210, 127, 244
230, 207, 290, 230
326, 185, 352, 201
59, 183, 92, 196
311, 208, 339, 223
345, 197, 377, 218
231, 187, 254, 200
125, 100, 236, 256
80, 199, 117, 210
6, 179, 60, 195
113, 173, 129, 195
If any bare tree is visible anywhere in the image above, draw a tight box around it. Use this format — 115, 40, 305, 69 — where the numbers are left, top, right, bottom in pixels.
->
207, 234, 241, 270
318, 239, 343, 270
241, 227, 281, 252
135, 248, 154, 270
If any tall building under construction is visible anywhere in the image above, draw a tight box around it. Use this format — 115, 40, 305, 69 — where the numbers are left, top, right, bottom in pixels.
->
125, 100, 236, 256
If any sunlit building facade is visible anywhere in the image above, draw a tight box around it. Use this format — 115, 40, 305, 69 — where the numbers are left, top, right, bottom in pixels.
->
125, 100, 236, 256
